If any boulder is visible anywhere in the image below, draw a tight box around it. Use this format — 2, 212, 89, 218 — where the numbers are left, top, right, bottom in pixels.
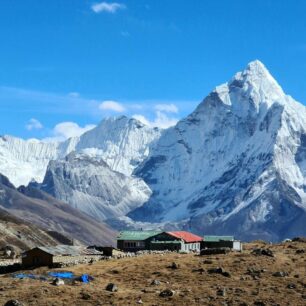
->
52, 278, 65, 286
4, 300, 24, 306
151, 279, 161, 286
272, 271, 288, 277
106, 283, 118, 292
168, 262, 179, 269
207, 267, 230, 277
251, 248, 274, 257
216, 288, 226, 297
159, 289, 175, 297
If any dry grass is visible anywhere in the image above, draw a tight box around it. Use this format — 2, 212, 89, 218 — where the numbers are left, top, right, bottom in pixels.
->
0, 242, 305, 305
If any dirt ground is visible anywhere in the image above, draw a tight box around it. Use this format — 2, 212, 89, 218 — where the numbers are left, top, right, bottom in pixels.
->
0, 241, 305, 306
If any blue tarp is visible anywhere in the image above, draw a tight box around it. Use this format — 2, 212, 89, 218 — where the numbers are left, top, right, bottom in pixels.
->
48, 272, 74, 279
13, 273, 37, 279
80, 274, 94, 283
12, 272, 93, 283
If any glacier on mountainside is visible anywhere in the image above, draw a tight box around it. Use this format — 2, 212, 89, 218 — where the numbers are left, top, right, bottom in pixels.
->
129, 60, 306, 241
0, 116, 161, 187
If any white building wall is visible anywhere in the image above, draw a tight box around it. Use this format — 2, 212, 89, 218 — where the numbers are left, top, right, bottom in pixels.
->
233, 241, 242, 251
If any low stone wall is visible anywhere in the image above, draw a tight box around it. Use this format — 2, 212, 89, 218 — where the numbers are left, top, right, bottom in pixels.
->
0, 259, 20, 267
0, 250, 184, 271
52, 255, 103, 268
52, 250, 175, 267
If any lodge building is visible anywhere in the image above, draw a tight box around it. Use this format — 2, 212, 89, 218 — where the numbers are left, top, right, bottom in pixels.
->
117, 230, 203, 252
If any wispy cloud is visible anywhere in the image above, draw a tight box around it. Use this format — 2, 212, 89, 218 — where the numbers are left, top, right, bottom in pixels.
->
155, 103, 178, 113
44, 122, 96, 142
0, 85, 198, 138
98, 100, 180, 128
99, 100, 126, 112
91, 2, 126, 14
25, 118, 43, 131
133, 111, 178, 129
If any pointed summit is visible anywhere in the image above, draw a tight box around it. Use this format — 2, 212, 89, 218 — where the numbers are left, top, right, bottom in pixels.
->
195, 60, 286, 116
246, 59, 270, 75
230, 60, 284, 98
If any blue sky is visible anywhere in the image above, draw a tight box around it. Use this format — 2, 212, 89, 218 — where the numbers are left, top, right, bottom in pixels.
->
1, 0, 306, 140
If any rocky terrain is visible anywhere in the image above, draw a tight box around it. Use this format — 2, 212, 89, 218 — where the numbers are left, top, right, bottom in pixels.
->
0, 240, 305, 305
39, 152, 151, 221
0, 174, 116, 246
0, 208, 59, 252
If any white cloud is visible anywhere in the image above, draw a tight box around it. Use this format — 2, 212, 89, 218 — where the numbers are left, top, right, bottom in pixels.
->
99, 100, 126, 112
26, 118, 43, 131
45, 122, 96, 142
133, 111, 178, 129
132, 114, 150, 126
154, 111, 178, 128
155, 103, 179, 113
91, 2, 126, 13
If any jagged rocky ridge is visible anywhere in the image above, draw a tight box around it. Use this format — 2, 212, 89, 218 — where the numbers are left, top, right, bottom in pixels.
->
39, 152, 151, 221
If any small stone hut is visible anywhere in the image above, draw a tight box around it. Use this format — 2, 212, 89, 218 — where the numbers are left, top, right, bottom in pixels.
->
22, 245, 102, 268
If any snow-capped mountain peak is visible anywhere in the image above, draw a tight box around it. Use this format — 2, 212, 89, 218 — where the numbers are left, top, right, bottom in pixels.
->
75, 115, 161, 176
0, 115, 161, 187
195, 60, 285, 119
231, 59, 284, 101
129, 60, 306, 241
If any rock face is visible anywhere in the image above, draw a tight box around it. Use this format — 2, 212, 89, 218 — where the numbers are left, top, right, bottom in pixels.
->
130, 60, 306, 241
39, 152, 151, 221
74, 116, 161, 176
0, 116, 160, 187
0, 136, 77, 187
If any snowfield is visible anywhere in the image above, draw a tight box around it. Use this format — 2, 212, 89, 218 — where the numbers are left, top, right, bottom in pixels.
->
1, 60, 306, 241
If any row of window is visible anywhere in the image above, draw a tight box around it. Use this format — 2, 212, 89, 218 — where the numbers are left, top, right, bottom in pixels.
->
184, 243, 200, 251
123, 241, 200, 250
124, 241, 145, 248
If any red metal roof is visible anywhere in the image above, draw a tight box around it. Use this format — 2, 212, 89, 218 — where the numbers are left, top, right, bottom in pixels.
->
167, 231, 203, 243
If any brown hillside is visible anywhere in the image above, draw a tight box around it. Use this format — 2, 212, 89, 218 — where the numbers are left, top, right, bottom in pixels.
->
0, 241, 305, 305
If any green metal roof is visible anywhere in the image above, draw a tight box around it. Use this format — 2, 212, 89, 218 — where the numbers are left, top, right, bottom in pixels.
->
203, 235, 234, 242
117, 230, 162, 241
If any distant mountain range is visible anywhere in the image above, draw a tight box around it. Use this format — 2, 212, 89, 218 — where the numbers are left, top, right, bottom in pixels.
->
1, 60, 306, 242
